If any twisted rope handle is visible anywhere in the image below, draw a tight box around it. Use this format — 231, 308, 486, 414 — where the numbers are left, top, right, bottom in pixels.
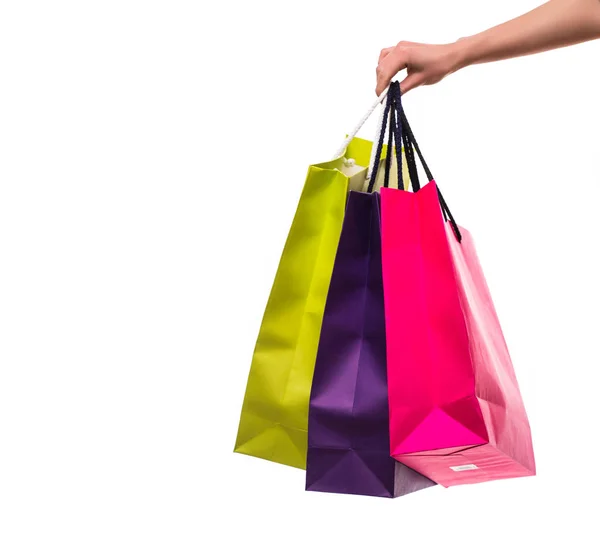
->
391, 83, 463, 242
382, 96, 397, 190
366, 103, 387, 181
366, 91, 393, 193
333, 87, 389, 161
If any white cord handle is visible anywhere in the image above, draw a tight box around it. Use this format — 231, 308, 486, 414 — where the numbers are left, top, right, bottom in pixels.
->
333, 87, 389, 161
366, 102, 387, 180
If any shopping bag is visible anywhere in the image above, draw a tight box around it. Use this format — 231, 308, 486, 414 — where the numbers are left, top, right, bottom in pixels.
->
381, 82, 536, 487
306, 93, 434, 496
234, 94, 406, 468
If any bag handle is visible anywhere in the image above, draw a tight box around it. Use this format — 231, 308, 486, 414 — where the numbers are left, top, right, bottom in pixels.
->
365, 102, 387, 181
333, 87, 390, 160
366, 89, 404, 193
382, 94, 397, 190
387, 82, 463, 242
367, 91, 392, 192
401, 105, 421, 192
368, 83, 423, 193
333, 87, 403, 185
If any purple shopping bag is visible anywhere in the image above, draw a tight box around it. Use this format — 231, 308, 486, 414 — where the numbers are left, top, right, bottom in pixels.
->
305, 189, 435, 497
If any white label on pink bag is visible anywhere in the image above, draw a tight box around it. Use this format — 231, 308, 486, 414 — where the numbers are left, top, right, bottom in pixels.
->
450, 464, 479, 472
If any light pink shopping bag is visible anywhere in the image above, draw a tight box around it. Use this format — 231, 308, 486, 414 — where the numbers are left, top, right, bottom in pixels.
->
380, 82, 535, 487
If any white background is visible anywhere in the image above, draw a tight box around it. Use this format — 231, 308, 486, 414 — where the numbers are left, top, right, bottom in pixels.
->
1, 1, 599, 552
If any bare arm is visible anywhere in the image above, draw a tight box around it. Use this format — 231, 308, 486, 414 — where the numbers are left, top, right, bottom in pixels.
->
376, 0, 600, 95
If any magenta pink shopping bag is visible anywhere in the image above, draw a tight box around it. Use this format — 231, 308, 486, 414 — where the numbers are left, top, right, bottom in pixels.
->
381, 82, 535, 487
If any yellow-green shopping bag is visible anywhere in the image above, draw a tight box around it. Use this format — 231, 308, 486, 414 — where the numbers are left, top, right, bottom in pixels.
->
234, 93, 407, 468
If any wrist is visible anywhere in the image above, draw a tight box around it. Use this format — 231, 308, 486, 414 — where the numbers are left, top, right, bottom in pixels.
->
449, 35, 481, 72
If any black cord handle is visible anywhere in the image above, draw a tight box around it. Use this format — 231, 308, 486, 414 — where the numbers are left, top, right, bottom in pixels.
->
368, 85, 405, 193
392, 83, 462, 242
400, 106, 420, 192
378, 81, 418, 193
383, 93, 398, 189
367, 91, 393, 194
389, 82, 405, 190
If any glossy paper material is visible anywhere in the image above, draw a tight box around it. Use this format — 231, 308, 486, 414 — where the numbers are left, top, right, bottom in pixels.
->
306, 192, 434, 497
381, 182, 535, 486
235, 138, 381, 469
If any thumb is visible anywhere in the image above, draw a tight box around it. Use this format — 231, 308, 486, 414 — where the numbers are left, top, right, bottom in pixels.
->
375, 68, 394, 96
400, 72, 424, 95
376, 50, 408, 96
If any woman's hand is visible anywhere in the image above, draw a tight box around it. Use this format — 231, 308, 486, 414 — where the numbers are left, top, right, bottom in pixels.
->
376, 0, 600, 96
376, 41, 464, 96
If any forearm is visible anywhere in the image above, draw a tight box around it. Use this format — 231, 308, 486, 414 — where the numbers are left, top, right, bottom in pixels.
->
454, 0, 600, 69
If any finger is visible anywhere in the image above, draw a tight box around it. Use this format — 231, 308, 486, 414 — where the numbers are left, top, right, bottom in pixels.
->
378, 47, 394, 65
400, 72, 424, 95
